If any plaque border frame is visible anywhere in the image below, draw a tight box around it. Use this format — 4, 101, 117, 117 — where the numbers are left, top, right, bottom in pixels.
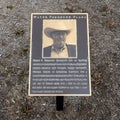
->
28, 13, 91, 96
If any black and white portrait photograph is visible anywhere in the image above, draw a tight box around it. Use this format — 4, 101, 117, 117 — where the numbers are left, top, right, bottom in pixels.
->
42, 20, 77, 58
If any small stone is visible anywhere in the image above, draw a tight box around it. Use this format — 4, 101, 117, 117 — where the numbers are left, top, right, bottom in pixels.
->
37, 114, 40, 117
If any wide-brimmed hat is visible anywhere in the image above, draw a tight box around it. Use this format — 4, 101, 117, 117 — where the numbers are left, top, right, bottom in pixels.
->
44, 20, 71, 38
44, 28, 71, 38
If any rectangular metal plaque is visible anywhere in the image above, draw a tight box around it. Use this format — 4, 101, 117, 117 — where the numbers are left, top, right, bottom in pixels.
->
29, 13, 91, 96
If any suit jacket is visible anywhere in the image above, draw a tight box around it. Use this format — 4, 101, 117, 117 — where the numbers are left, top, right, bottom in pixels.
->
43, 44, 76, 57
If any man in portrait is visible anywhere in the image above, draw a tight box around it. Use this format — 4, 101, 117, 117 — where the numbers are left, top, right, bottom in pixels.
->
43, 21, 76, 58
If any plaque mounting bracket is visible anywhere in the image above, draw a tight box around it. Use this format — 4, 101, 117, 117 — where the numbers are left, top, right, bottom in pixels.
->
56, 96, 64, 111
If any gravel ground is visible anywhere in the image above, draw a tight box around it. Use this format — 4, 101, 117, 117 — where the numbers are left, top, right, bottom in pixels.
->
0, 0, 120, 120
